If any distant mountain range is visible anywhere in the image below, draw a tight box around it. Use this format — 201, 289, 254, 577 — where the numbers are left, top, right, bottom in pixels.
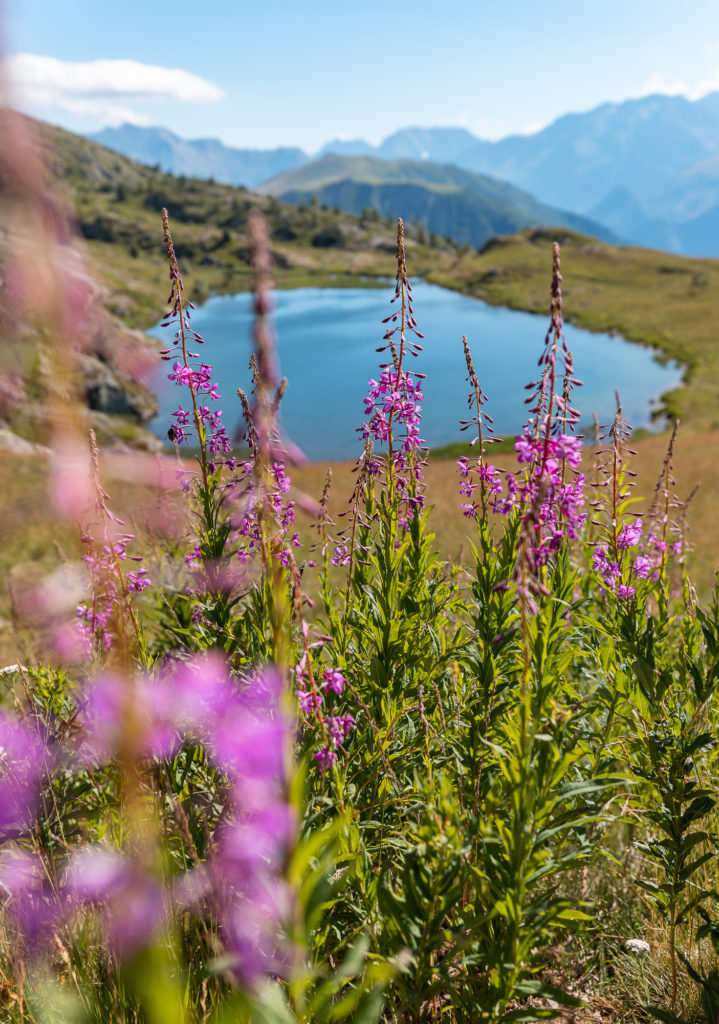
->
89, 124, 305, 189
88, 92, 719, 256
256, 154, 614, 250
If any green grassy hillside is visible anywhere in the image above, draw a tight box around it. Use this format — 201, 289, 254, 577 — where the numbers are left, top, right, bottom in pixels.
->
432, 228, 719, 431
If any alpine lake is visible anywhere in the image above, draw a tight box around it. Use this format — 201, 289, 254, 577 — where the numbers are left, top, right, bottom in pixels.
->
149, 281, 682, 462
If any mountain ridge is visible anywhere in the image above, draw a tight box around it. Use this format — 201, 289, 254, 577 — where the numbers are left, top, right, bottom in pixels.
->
257, 154, 616, 250
88, 91, 719, 255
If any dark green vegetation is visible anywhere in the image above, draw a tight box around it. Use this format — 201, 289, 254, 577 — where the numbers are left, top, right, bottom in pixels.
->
257, 153, 615, 249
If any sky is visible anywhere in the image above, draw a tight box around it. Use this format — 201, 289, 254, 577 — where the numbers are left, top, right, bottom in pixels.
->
5, 0, 719, 152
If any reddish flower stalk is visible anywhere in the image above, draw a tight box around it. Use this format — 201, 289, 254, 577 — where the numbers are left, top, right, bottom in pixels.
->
161, 209, 208, 482
361, 218, 427, 528
588, 394, 666, 600
456, 335, 502, 519
75, 430, 148, 663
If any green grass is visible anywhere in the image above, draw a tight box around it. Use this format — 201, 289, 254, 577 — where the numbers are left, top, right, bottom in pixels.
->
426, 228, 719, 432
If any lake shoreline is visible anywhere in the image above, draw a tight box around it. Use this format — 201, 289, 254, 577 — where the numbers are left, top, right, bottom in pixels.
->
148, 281, 682, 462
140, 260, 689, 453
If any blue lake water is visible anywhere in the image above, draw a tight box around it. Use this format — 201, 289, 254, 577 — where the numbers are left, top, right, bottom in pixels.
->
149, 282, 682, 461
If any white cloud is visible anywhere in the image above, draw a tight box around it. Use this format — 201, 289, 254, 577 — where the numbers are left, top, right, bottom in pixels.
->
635, 69, 719, 102
636, 72, 690, 98
519, 119, 547, 136
4, 53, 224, 123
456, 112, 491, 137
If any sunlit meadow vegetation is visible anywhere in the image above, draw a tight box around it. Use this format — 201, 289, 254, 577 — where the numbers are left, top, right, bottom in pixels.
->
5, 113, 719, 1024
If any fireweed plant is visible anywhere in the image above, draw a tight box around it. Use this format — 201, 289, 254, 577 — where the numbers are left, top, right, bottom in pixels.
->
4, 208, 719, 1024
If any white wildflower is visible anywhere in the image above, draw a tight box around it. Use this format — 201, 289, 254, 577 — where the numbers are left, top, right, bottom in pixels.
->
625, 938, 650, 955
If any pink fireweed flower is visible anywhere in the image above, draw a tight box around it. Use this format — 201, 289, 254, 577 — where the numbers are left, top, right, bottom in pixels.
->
330, 542, 350, 566
207, 667, 296, 984
0, 851, 63, 952
0, 655, 296, 975
361, 370, 424, 454
76, 658, 295, 978
357, 219, 427, 530
592, 545, 621, 583
617, 520, 643, 549
592, 541, 646, 599
494, 243, 587, 569
323, 667, 345, 695
633, 554, 652, 579
230, 469, 299, 565
326, 714, 355, 747
0, 715, 47, 840
66, 847, 166, 958
126, 568, 151, 592
313, 747, 337, 769
79, 672, 178, 763
456, 457, 503, 518
294, 656, 354, 769
75, 531, 151, 658
311, 714, 356, 770
296, 687, 322, 714
494, 431, 587, 563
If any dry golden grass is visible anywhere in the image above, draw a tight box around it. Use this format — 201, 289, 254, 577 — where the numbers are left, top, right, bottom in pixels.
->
291, 428, 719, 597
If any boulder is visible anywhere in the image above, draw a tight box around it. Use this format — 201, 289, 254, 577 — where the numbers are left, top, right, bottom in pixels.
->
79, 354, 158, 422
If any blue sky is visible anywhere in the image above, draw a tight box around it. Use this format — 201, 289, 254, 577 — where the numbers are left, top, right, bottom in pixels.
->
6, 0, 719, 151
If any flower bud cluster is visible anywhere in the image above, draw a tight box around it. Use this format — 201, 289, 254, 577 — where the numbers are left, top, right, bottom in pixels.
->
294, 658, 355, 769
231, 458, 300, 569
76, 532, 150, 658
592, 518, 683, 600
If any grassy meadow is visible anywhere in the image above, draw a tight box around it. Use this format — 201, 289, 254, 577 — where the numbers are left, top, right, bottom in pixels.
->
6, 115, 719, 1024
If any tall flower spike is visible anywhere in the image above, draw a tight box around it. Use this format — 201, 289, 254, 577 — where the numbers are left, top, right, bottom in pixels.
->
360, 219, 427, 529
160, 210, 232, 467
643, 419, 692, 589
495, 243, 586, 564
75, 430, 148, 661
456, 336, 502, 519
589, 392, 646, 598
